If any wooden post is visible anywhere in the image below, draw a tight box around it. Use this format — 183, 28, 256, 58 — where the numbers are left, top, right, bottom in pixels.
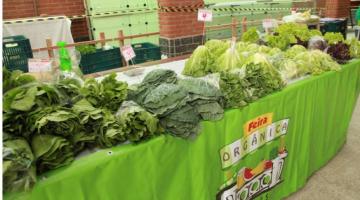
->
241, 17, 247, 34
232, 17, 238, 39
100, 32, 106, 47
118, 30, 127, 66
46, 39, 54, 58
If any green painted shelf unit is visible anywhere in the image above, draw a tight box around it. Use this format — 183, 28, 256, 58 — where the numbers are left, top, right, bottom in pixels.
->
85, 0, 159, 46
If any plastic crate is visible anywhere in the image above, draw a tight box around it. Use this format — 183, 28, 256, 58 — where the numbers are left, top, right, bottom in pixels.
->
79, 47, 122, 74
320, 19, 348, 39
3, 35, 33, 72
131, 42, 161, 64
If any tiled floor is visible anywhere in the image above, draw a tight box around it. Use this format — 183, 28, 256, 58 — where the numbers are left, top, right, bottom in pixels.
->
286, 98, 360, 200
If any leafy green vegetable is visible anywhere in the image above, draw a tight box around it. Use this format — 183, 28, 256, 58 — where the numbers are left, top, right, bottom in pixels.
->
178, 78, 224, 121
326, 42, 351, 63
220, 69, 250, 108
116, 101, 159, 142
27, 106, 80, 138
347, 38, 360, 58
143, 83, 189, 116
265, 34, 290, 51
214, 46, 244, 72
294, 50, 341, 75
182, 46, 213, 77
160, 104, 201, 138
284, 45, 307, 59
81, 73, 128, 112
241, 28, 260, 43
97, 109, 126, 148
3, 68, 36, 93
3, 138, 36, 193
324, 32, 344, 45
243, 53, 285, 99
275, 23, 311, 44
76, 45, 96, 55
31, 134, 74, 173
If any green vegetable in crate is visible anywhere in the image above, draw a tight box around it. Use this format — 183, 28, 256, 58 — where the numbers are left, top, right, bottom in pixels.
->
76, 45, 96, 55
284, 45, 307, 59
27, 106, 80, 138
178, 78, 224, 121
3, 138, 36, 193
31, 134, 74, 173
116, 101, 159, 142
143, 83, 189, 116
219, 69, 251, 108
160, 104, 201, 138
3, 68, 36, 93
128, 69, 177, 104
214, 46, 244, 72
243, 53, 285, 99
241, 28, 260, 43
182, 46, 213, 77
97, 109, 126, 148
324, 32, 344, 45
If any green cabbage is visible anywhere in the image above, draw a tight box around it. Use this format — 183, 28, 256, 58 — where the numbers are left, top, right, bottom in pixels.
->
285, 45, 307, 59
182, 46, 212, 77
214, 47, 244, 72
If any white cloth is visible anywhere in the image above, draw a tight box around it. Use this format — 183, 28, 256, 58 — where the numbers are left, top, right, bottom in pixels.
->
3, 16, 74, 58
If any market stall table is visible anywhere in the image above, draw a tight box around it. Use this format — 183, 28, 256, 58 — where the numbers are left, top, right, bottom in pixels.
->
5, 60, 360, 200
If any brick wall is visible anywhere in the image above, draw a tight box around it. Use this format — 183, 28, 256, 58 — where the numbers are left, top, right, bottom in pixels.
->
316, 0, 351, 18
158, 0, 205, 57
3, 0, 89, 41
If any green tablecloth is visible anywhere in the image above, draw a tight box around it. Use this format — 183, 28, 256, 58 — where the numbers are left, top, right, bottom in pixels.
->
6, 60, 360, 200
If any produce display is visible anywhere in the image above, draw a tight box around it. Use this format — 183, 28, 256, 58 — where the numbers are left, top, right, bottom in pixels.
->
3, 20, 359, 194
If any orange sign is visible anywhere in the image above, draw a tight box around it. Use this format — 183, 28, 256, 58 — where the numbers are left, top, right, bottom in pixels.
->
244, 113, 273, 136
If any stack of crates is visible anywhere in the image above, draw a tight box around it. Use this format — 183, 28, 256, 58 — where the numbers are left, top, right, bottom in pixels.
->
86, 0, 159, 45
3, 35, 33, 72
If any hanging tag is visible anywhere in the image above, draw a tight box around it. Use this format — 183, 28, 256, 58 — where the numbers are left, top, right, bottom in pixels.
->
28, 58, 52, 72
121, 45, 136, 62
198, 9, 213, 22
262, 19, 274, 29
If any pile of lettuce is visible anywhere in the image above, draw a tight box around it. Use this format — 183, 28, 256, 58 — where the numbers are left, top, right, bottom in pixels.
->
2, 69, 161, 192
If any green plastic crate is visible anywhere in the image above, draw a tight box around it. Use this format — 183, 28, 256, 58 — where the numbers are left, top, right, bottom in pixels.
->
131, 42, 160, 64
79, 47, 122, 74
3, 35, 33, 72
321, 19, 348, 39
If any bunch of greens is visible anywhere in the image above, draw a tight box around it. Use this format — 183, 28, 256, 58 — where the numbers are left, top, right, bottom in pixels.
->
3, 138, 36, 193
27, 106, 80, 138
160, 104, 201, 138
294, 50, 341, 75
116, 101, 159, 142
76, 45, 97, 55
265, 34, 290, 51
275, 23, 312, 44
182, 46, 213, 77
347, 38, 360, 58
178, 78, 224, 121
81, 73, 128, 112
31, 134, 74, 173
55, 77, 83, 106
276, 59, 302, 81
308, 36, 328, 51
324, 32, 344, 45
241, 28, 260, 43
3, 68, 36, 93
284, 45, 307, 59
214, 46, 244, 72
219, 69, 251, 108
243, 53, 285, 99
128, 69, 178, 104
96, 109, 126, 148
142, 83, 189, 117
